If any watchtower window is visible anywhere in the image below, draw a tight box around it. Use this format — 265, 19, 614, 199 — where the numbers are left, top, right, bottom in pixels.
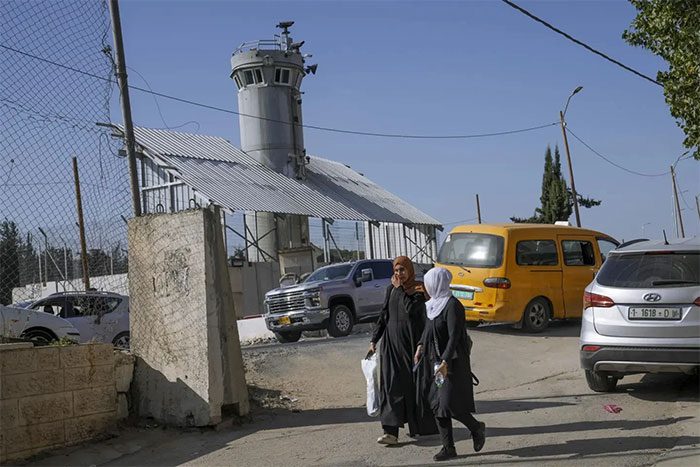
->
243, 69, 255, 86
275, 67, 292, 85
233, 75, 243, 89
254, 68, 264, 83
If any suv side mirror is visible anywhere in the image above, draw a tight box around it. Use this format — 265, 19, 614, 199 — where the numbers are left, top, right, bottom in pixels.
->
361, 269, 373, 283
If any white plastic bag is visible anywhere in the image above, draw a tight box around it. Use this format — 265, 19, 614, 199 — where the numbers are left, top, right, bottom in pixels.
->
361, 353, 380, 417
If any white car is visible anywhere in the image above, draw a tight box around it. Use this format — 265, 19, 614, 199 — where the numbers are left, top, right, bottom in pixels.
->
0, 305, 81, 343
27, 291, 130, 348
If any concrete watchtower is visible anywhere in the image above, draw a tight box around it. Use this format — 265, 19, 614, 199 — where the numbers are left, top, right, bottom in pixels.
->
230, 22, 318, 262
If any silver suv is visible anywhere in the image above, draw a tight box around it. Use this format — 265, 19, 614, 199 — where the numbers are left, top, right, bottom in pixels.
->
264, 260, 394, 343
580, 237, 700, 392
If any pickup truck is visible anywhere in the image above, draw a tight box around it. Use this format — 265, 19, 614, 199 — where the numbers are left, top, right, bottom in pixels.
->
264, 260, 394, 343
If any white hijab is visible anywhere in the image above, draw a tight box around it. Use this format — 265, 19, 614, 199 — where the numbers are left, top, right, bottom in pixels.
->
424, 267, 453, 320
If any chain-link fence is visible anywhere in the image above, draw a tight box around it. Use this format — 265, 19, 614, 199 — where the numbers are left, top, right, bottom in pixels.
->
0, 0, 130, 305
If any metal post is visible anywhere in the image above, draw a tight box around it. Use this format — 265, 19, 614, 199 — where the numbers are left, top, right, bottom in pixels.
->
38, 228, 48, 284
696, 195, 700, 222
355, 222, 360, 260
109, 0, 142, 217
37, 248, 43, 286
560, 111, 581, 227
368, 222, 375, 260
73, 157, 91, 290
476, 194, 482, 224
670, 165, 685, 238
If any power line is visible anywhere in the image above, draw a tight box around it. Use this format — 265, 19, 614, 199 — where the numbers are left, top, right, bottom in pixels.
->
500, 0, 662, 87
566, 126, 688, 178
0, 43, 558, 140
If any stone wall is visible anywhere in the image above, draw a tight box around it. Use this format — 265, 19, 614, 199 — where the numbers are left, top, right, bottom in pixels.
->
0, 343, 118, 463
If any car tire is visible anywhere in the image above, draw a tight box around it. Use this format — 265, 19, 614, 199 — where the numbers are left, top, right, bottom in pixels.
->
328, 304, 354, 338
585, 370, 619, 392
274, 331, 302, 343
465, 321, 480, 328
112, 331, 130, 349
21, 328, 57, 344
522, 297, 551, 333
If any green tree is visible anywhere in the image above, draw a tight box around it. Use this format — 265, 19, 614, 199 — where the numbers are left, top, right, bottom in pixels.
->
623, 0, 700, 159
512, 146, 601, 223
0, 221, 22, 304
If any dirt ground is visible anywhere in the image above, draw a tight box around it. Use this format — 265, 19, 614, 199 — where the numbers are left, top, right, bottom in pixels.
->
32, 321, 700, 466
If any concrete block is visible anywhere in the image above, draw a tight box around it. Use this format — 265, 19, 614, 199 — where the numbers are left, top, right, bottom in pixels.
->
64, 364, 115, 391
0, 399, 19, 429
64, 413, 116, 443
4, 448, 34, 464
114, 351, 134, 393
18, 392, 73, 426
0, 369, 64, 399
29, 420, 64, 449
34, 347, 60, 371
1, 425, 32, 454
0, 343, 33, 351
117, 393, 129, 419
0, 348, 36, 375
60, 344, 114, 369
73, 386, 117, 417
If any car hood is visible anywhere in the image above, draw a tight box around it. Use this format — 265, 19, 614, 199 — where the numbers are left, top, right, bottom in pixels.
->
266, 279, 344, 297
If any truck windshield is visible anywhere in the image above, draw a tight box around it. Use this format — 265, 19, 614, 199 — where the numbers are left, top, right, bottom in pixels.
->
306, 264, 353, 282
597, 251, 700, 288
438, 233, 504, 268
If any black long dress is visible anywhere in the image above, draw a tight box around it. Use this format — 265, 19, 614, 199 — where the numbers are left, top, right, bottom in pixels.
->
419, 296, 476, 418
372, 286, 437, 435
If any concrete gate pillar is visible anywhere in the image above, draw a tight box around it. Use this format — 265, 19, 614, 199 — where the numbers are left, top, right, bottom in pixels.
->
127, 208, 249, 426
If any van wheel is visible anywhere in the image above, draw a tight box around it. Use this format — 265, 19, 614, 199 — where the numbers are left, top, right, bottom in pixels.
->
274, 331, 302, 343
328, 304, 354, 337
522, 298, 550, 333
585, 370, 619, 392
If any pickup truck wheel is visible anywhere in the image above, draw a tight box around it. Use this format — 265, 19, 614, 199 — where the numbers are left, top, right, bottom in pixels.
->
585, 370, 619, 392
21, 328, 57, 344
274, 331, 302, 343
328, 304, 354, 337
522, 297, 551, 333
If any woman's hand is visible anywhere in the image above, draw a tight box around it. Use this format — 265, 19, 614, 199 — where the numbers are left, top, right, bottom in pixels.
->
368, 342, 376, 354
435, 360, 448, 378
391, 273, 402, 288
414, 344, 423, 364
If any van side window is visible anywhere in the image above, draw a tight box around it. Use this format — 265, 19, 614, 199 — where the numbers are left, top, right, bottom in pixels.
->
562, 240, 596, 266
516, 240, 558, 266
597, 238, 618, 262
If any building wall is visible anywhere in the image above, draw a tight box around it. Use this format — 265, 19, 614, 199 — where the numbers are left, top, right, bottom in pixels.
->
0, 343, 121, 463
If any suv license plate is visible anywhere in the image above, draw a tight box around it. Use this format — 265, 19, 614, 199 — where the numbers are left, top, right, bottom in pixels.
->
452, 290, 474, 301
628, 307, 681, 320
278, 316, 291, 325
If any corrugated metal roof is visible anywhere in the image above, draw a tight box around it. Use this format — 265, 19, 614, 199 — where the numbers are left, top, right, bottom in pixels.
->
128, 127, 441, 226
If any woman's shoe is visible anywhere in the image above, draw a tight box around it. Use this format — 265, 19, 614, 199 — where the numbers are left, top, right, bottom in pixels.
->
433, 446, 457, 461
377, 434, 398, 445
472, 422, 486, 452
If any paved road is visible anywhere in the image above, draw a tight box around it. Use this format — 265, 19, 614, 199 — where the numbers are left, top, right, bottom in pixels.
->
34, 322, 699, 466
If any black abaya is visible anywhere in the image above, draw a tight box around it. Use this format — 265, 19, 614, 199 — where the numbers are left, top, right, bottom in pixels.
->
371, 286, 437, 436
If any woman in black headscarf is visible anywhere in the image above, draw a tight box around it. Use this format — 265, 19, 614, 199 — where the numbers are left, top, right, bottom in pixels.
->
415, 267, 486, 461
369, 256, 436, 445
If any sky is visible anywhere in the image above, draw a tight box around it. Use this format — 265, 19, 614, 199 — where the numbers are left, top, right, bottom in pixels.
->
114, 0, 699, 243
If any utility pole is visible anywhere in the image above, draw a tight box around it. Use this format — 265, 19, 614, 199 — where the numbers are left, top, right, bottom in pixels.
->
476, 194, 482, 224
109, 0, 142, 217
696, 195, 700, 222
73, 157, 91, 289
560, 111, 581, 227
670, 165, 685, 238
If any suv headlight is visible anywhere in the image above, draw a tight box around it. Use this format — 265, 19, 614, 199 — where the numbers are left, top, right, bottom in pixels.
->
303, 289, 322, 308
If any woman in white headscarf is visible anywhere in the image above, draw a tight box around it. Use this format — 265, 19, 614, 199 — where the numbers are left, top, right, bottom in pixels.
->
414, 267, 486, 462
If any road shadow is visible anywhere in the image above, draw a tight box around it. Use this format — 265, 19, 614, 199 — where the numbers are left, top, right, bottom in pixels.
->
470, 320, 581, 338
618, 373, 700, 403
452, 435, 700, 460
